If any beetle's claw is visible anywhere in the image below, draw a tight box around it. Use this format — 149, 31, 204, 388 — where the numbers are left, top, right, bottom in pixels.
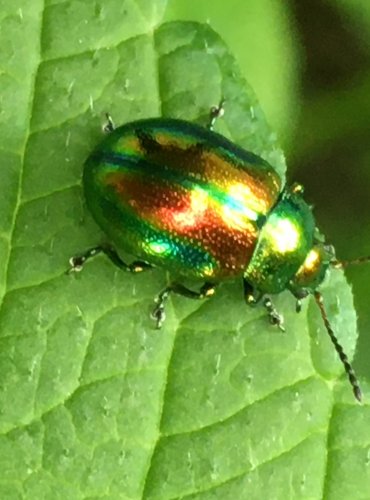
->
103, 113, 115, 133
208, 99, 226, 130
66, 256, 85, 274
151, 304, 165, 329
269, 313, 285, 332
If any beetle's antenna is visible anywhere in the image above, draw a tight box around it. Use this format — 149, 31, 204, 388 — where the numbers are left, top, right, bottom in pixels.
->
314, 291, 362, 402
332, 255, 370, 268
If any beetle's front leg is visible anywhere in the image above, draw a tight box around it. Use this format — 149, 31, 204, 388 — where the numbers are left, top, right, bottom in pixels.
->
243, 278, 285, 331
152, 282, 217, 329
262, 297, 285, 332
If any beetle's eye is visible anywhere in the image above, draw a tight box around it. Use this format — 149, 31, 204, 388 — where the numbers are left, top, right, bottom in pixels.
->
289, 244, 330, 294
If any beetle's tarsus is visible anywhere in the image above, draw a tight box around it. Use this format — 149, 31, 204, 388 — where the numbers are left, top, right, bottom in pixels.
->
67, 247, 103, 274
67, 245, 152, 274
208, 99, 225, 130
243, 281, 285, 331
263, 297, 285, 332
151, 288, 171, 329
103, 113, 115, 133
151, 304, 166, 329
151, 282, 216, 328
67, 256, 84, 274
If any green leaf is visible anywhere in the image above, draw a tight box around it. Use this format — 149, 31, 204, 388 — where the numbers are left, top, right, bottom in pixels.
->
0, 3, 368, 499
164, 0, 300, 144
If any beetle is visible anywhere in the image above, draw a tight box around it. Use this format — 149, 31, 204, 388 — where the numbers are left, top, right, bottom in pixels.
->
69, 103, 368, 401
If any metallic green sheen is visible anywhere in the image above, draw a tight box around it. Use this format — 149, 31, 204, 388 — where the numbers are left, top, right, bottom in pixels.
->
83, 117, 323, 295
244, 192, 315, 293
83, 118, 281, 281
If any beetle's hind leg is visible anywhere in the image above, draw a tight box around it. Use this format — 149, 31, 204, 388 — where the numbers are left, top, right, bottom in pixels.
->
208, 99, 225, 131
243, 278, 285, 331
152, 282, 216, 329
67, 245, 152, 274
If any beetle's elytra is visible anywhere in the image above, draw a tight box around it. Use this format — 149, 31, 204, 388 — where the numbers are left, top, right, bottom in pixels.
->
69, 104, 369, 401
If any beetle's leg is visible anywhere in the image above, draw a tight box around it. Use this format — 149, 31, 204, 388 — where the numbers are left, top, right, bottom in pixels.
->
151, 282, 216, 329
208, 99, 225, 131
262, 297, 285, 332
67, 245, 152, 274
243, 279, 262, 306
243, 279, 284, 331
103, 113, 115, 133
296, 299, 302, 313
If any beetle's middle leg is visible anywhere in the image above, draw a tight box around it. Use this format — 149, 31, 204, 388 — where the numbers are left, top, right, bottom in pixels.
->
152, 282, 217, 328
243, 278, 285, 331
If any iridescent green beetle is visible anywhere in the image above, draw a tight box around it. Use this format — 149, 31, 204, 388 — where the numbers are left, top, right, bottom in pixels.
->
69, 103, 368, 401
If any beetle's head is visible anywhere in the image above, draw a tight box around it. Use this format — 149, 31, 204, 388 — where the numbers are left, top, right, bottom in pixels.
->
288, 242, 335, 299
